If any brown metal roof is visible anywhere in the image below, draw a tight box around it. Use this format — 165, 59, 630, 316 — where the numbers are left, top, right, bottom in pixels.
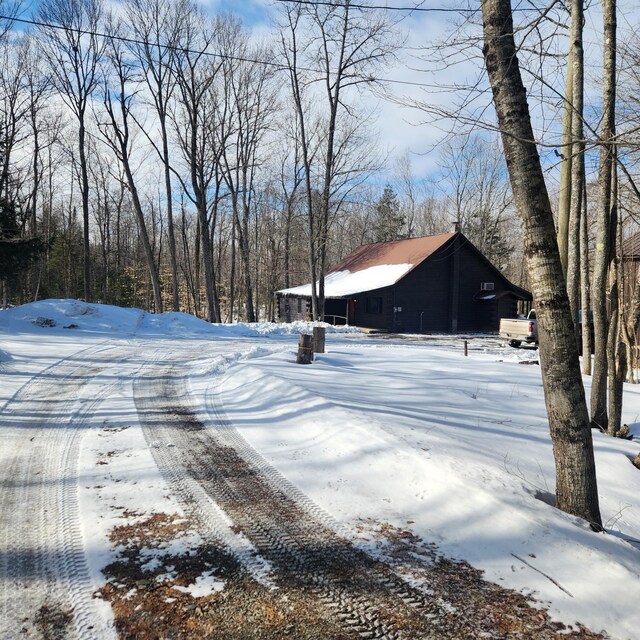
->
328, 233, 455, 275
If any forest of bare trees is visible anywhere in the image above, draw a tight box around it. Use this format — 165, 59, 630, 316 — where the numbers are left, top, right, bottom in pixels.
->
0, 0, 524, 322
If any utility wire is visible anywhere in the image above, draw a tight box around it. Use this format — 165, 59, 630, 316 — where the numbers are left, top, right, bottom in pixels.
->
272, 0, 477, 13
0, 14, 450, 90
272, 0, 532, 13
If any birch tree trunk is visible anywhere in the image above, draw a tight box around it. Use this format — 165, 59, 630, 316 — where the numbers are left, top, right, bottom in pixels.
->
557, 52, 573, 278
591, 0, 617, 431
481, 0, 602, 529
566, 0, 585, 342
607, 162, 623, 435
580, 176, 592, 374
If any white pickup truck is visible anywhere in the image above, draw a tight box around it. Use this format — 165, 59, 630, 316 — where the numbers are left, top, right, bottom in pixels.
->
499, 309, 538, 348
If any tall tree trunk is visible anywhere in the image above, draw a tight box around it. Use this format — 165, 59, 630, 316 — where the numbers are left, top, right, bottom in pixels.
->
316, 7, 348, 322
481, 0, 602, 529
160, 114, 180, 311
566, 0, 585, 341
196, 194, 217, 323
229, 210, 236, 323
282, 12, 319, 319
194, 216, 201, 317
29, 100, 40, 236
284, 200, 292, 289
236, 198, 256, 323
607, 162, 623, 435
557, 50, 573, 277
78, 120, 92, 301
122, 161, 163, 313
591, 0, 617, 431
580, 175, 592, 374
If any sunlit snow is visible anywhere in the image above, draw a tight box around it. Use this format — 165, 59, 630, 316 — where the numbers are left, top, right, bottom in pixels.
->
1, 299, 639, 639
278, 263, 414, 297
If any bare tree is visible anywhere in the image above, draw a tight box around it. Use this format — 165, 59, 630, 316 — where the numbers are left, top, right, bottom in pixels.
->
277, 120, 305, 290
38, 0, 105, 301
170, 7, 223, 323
21, 37, 53, 238
126, 0, 186, 312
439, 134, 513, 267
279, 6, 319, 317
279, 0, 399, 320
557, 46, 573, 278
97, 16, 163, 313
606, 163, 625, 434
579, 175, 592, 374
0, 35, 31, 203
565, 0, 585, 342
0, 0, 21, 43
394, 151, 420, 238
481, 0, 602, 529
220, 24, 277, 323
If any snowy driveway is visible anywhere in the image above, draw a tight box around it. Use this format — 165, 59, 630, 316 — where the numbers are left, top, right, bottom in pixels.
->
0, 337, 143, 638
1, 300, 639, 639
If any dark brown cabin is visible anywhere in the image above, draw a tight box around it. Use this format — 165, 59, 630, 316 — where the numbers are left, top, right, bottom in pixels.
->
277, 231, 531, 333
621, 231, 640, 306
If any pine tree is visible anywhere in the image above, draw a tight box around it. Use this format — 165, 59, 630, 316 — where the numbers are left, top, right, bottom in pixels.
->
374, 185, 405, 243
0, 196, 45, 281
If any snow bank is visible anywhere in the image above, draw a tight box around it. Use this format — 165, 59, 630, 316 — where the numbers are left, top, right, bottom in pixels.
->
0, 299, 362, 338
217, 345, 640, 639
0, 299, 144, 335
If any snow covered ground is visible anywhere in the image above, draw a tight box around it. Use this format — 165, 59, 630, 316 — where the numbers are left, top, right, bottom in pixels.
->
1, 299, 639, 639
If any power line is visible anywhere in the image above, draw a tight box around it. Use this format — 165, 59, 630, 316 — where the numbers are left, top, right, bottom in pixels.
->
4, 15, 286, 69
272, 0, 532, 13
272, 0, 478, 13
0, 14, 443, 90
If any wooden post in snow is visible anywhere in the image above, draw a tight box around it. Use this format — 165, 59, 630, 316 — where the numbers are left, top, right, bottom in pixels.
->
464, 340, 468, 357
296, 334, 314, 364
313, 326, 326, 354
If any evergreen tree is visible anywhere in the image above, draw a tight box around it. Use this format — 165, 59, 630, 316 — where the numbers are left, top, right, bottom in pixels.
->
374, 185, 405, 243
0, 195, 46, 281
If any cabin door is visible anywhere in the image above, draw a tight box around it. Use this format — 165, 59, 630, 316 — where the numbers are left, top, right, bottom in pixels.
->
347, 299, 356, 325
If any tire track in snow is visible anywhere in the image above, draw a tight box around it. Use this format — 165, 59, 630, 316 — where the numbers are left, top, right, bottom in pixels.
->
0, 341, 137, 640
133, 347, 276, 589
132, 349, 448, 639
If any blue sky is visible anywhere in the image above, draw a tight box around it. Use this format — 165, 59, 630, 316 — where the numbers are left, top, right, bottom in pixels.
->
203, 0, 272, 26
13, 0, 640, 190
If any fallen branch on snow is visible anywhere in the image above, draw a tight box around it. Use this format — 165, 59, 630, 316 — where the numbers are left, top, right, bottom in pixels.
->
510, 553, 574, 598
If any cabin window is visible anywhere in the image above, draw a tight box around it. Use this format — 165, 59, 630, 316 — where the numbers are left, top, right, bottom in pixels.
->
480, 282, 495, 291
297, 298, 302, 313
366, 296, 383, 314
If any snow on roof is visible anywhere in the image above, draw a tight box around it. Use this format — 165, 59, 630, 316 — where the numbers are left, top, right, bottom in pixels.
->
279, 233, 455, 298
279, 263, 414, 298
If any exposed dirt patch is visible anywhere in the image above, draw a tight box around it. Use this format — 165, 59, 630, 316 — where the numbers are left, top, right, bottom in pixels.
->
100, 425, 131, 435
100, 512, 607, 640
100, 513, 352, 640
33, 604, 73, 640
354, 520, 606, 639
